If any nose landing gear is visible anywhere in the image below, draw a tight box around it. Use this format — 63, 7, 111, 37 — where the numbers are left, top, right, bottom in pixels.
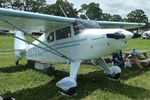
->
98, 58, 121, 81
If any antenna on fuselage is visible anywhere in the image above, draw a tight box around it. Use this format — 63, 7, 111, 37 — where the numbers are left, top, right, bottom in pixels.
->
59, 4, 67, 18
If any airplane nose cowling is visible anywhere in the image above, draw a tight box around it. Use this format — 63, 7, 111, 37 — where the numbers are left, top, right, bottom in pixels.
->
123, 30, 133, 40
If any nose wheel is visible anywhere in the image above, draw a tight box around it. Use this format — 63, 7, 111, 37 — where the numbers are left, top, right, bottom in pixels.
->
108, 66, 121, 80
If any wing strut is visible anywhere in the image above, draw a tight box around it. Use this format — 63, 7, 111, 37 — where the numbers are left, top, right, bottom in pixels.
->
0, 49, 24, 52
0, 16, 72, 61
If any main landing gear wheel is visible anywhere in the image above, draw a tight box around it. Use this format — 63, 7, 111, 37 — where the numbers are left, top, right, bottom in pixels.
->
108, 66, 121, 80
56, 77, 77, 96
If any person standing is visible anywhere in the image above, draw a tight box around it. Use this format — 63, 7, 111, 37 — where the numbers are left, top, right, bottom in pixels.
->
112, 50, 124, 68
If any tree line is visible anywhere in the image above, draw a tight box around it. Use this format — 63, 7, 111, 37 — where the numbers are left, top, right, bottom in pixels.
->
0, 0, 149, 29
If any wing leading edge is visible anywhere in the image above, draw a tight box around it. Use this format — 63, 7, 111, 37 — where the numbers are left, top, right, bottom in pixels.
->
97, 21, 145, 29
0, 8, 145, 33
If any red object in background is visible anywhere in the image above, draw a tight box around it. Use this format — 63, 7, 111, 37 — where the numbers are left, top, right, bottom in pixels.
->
32, 32, 43, 36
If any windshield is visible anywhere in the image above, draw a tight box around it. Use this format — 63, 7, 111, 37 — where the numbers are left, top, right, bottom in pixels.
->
73, 19, 101, 35
73, 19, 101, 29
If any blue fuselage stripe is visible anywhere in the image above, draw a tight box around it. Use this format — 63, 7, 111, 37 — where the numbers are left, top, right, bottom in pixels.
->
51, 38, 87, 48
55, 43, 79, 49
51, 38, 87, 47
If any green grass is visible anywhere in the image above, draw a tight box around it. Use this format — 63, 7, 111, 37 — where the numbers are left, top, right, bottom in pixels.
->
123, 38, 150, 57
0, 36, 150, 100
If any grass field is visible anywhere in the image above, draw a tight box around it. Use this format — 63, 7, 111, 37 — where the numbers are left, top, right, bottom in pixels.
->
0, 36, 150, 100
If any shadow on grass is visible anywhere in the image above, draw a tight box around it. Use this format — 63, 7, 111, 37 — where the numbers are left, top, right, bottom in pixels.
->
0, 64, 29, 73
77, 70, 150, 99
2, 69, 150, 100
121, 65, 150, 80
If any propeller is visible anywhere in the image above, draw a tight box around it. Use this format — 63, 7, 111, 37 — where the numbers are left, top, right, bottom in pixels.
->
106, 31, 125, 39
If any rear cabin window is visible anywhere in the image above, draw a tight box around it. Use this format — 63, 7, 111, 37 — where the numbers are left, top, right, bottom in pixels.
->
56, 26, 71, 40
47, 32, 54, 42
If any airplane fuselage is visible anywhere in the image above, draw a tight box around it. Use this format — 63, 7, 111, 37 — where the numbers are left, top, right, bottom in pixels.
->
26, 28, 133, 63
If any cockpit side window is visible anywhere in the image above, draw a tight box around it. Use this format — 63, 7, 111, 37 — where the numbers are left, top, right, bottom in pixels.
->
56, 26, 71, 40
73, 23, 80, 35
47, 32, 54, 43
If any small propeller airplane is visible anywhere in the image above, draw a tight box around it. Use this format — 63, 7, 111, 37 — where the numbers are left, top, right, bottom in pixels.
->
0, 8, 145, 95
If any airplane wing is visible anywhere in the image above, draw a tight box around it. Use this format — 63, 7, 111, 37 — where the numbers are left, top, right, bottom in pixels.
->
0, 8, 75, 33
0, 8, 145, 34
97, 21, 145, 29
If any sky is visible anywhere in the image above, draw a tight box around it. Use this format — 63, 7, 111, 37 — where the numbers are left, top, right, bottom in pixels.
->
46, 0, 150, 19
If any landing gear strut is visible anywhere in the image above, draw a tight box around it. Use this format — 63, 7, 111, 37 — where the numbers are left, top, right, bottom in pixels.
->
56, 61, 81, 96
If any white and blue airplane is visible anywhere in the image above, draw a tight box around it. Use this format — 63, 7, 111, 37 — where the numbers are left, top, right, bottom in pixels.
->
0, 8, 144, 95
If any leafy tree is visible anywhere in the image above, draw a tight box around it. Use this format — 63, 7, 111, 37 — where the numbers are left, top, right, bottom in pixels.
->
79, 14, 87, 19
127, 9, 149, 30
11, 0, 24, 10
101, 13, 112, 21
43, 0, 78, 17
111, 14, 122, 21
0, 0, 46, 12
0, 0, 5, 7
24, 0, 46, 12
79, 2, 103, 20
0, 0, 9, 8
127, 9, 148, 23
122, 18, 128, 22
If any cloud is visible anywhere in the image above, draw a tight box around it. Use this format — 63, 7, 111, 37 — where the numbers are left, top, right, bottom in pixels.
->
46, 0, 56, 4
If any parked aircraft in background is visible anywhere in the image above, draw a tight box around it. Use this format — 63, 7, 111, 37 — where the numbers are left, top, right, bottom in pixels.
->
142, 31, 150, 39
0, 8, 144, 96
